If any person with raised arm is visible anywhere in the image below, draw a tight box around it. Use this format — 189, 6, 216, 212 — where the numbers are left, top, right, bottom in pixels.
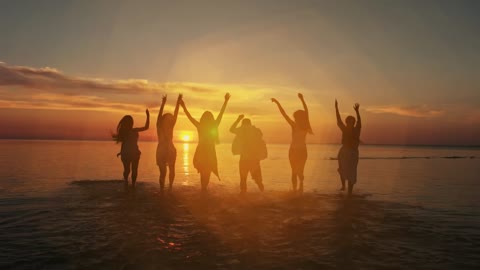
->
156, 94, 182, 194
180, 93, 231, 193
335, 99, 361, 196
271, 93, 313, 193
113, 109, 150, 189
230, 114, 266, 194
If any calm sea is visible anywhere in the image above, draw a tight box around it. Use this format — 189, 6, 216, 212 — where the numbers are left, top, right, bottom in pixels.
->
0, 140, 479, 269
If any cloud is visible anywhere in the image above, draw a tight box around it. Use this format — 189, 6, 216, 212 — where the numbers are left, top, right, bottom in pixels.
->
0, 61, 237, 113
366, 105, 443, 118
0, 94, 144, 112
0, 61, 296, 115
0, 62, 224, 95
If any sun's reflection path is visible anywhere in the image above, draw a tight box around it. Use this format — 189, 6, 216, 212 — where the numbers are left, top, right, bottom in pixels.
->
182, 143, 190, 178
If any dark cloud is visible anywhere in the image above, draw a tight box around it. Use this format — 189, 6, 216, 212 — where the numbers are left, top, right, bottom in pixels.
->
0, 62, 217, 94
0, 61, 227, 113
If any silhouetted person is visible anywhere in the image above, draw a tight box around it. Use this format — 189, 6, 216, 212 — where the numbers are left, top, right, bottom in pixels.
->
113, 109, 150, 189
335, 100, 361, 196
180, 93, 231, 193
156, 94, 182, 194
271, 93, 313, 193
230, 114, 266, 194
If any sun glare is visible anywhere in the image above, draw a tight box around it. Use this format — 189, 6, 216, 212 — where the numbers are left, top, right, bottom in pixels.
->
180, 133, 192, 142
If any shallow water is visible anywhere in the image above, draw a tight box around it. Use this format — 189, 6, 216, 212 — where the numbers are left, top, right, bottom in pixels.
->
0, 140, 479, 269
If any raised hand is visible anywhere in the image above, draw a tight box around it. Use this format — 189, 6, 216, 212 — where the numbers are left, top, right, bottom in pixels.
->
177, 94, 183, 101
225, 93, 231, 101
162, 95, 167, 104
354, 103, 360, 111
271, 98, 278, 103
238, 114, 245, 120
146, 108, 150, 116
335, 99, 338, 108
298, 93, 304, 100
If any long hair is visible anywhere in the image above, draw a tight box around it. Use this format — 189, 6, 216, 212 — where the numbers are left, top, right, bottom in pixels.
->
293, 110, 313, 134
199, 111, 219, 143
112, 115, 133, 143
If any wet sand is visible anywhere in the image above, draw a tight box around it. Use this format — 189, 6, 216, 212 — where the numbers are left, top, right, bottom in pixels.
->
1, 180, 478, 269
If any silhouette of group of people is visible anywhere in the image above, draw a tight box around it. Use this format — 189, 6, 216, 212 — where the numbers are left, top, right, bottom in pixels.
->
113, 93, 362, 196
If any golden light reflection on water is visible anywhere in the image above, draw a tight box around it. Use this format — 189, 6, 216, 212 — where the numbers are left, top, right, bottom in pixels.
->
182, 143, 190, 178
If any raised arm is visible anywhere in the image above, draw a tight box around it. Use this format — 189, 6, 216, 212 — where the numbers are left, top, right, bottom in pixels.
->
354, 103, 361, 129
135, 109, 150, 132
298, 93, 309, 115
272, 98, 294, 126
335, 99, 345, 130
215, 93, 231, 126
172, 94, 182, 125
180, 99, 199, 128
156, 95, 167, 128
230, 114, 244, 134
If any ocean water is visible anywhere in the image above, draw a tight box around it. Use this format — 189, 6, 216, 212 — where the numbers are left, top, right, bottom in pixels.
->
0, 140, 479, 269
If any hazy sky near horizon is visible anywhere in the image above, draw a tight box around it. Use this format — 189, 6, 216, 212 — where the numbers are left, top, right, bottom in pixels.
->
1, 0, 479, 145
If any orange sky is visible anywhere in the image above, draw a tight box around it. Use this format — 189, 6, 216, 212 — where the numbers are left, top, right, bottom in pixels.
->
1, 2, 479, 145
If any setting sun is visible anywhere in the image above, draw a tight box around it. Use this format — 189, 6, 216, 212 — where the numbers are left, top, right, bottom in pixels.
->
180, 131, 193, 142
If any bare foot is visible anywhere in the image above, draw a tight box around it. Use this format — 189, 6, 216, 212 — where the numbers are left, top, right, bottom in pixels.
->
258, 183, 264, 192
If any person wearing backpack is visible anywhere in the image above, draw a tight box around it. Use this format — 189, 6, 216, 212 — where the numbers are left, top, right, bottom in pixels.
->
230, 114, 266, 194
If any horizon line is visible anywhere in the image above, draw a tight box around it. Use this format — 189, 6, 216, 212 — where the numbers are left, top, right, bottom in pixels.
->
0, 138, 479, 148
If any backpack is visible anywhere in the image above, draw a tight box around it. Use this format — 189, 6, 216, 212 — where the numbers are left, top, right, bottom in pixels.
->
232, 135, 241, 155
231, 126, 268, 160
256, 136, 268, 160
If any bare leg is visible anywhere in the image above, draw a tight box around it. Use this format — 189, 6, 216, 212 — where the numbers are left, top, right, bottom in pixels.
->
239, 160, 248, 194
168, 161, 175, 191
289, 148, 298, 192
289, 155, 298, 192
131, 158, 139, 189
122, 159, 131, 189
298, 175, 304, 193
338, 161, 346, 190
200, 171, 210, 193
348, 181, 354, 196
298, 158, 306, 193
158, 163, 167, 193
252, 161, 264, 192
339, 173, 346, 190
291, 172, 298, 192
349, 156, 358, 195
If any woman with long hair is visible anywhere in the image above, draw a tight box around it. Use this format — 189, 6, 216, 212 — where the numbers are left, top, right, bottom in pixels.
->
335, 99, 361, 196
156, 94, 182, 193
272, 93, 312, 193
113, 109, 150, 189
180, 93, 231, 192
